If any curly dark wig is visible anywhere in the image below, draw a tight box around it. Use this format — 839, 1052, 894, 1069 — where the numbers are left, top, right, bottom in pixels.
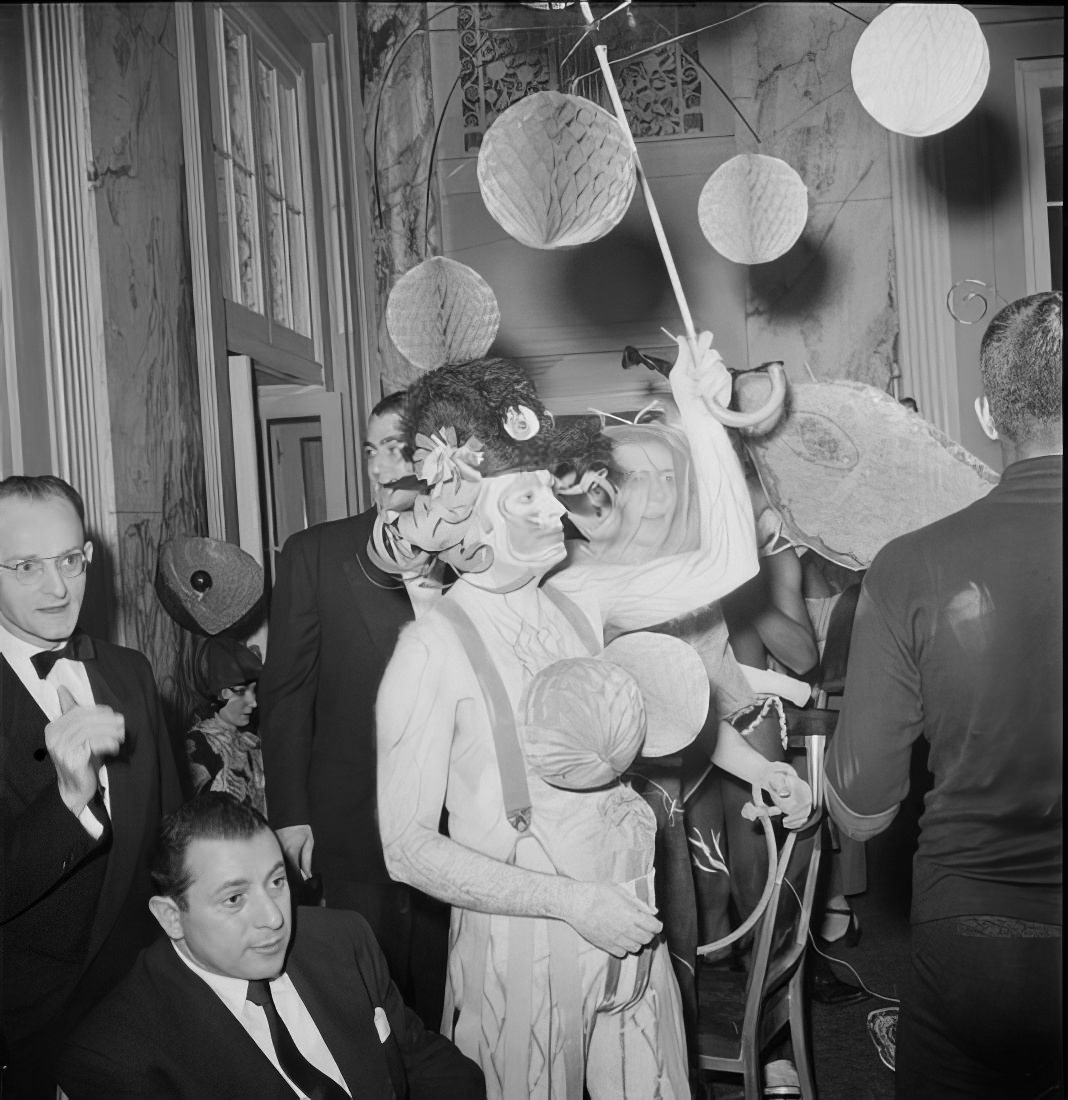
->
404, 357, 612, 480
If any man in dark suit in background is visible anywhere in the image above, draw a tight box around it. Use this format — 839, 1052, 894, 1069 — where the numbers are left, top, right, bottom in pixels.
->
259, 392, 449, 1030
0, 474, 182, 1096
58, 793, 484, 1099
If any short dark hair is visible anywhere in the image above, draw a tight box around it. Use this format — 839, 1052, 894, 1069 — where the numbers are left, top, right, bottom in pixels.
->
0, 475, 86, 527
370, 390, 407, 420
980, 292, 1062, 445
150, 793, 274, 909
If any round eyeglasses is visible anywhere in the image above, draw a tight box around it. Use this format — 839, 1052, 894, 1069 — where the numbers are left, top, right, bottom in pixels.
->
0, 549, 89, 586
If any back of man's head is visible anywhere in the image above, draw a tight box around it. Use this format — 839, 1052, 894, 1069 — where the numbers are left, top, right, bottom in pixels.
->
150, 792, 271, 910
0, 474, 86, 526
980, 292, 1062, 451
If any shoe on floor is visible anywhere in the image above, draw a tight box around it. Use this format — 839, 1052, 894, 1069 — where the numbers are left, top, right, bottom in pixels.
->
819, 905, 861, 948
811, 953, 871, 1006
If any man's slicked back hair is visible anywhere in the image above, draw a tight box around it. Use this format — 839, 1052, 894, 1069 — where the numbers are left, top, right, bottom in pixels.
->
980, 291, 1062, 445
0, 475, 86, 527
150, 792, 273, 908
370, 390, 407, 420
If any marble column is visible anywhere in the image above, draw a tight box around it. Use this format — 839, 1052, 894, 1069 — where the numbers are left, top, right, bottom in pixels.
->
355, 2, 441, 396
83, 3, 208, 731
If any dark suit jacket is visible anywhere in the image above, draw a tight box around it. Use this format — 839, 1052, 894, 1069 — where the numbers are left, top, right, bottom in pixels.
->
0, 641, 182, 1050
259, 510, 414, 884
58, 907, 485, 1100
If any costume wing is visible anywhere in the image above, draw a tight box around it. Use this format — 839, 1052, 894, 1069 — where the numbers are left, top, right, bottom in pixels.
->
736, 376, 999, 570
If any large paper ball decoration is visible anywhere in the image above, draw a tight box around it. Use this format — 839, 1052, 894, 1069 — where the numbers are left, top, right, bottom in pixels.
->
851, 4, 989, 137
698, 154, 809, 265
156, 536, 264, 636
603, 633, 709, 757
519, 656, 647, 790
386, 257, 500, 371
477, 91, 637, 249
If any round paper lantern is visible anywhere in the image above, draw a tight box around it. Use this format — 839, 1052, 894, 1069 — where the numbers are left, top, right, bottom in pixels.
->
851, 4, 989, 137
520, 656, 647, 790
602, 632, 709, 757
156, 536, 264, 636
386, 257, 500, 371
697, 154, 808, 265
477, 91, 637, 249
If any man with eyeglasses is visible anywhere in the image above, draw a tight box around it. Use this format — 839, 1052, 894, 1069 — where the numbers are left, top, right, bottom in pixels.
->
0, 474, 182, 1098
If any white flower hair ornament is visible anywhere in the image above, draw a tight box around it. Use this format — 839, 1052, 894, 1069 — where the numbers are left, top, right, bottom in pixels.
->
502, 404, 541, 441
413, 427, 485, 494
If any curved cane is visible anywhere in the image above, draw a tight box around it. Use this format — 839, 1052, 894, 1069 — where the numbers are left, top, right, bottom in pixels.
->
624, 347, 788, 431
695, 785, 788, 958
708, 362, 788, 430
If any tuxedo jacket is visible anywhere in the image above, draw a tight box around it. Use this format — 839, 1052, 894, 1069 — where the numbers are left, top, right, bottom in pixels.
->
259, 510, 414, 884
58, 907, 485, 1100
0, 640, 182, 1050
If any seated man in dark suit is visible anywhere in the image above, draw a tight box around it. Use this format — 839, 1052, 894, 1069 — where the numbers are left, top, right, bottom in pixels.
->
0, 474, 182, 1097
58, 793, 485, 1099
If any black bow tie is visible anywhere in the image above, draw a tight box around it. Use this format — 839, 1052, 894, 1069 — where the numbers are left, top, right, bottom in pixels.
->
30, 631, 96, 679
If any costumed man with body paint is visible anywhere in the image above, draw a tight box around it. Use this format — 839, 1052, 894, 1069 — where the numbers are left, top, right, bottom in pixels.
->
373, 332, 811, 1099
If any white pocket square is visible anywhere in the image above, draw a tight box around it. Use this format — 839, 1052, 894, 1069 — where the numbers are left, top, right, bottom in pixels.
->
373, 1006, 391, 1043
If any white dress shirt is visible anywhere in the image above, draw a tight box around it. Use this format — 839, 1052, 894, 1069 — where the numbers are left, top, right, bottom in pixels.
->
172, 944, 351, 1098
0, 623, 110, 837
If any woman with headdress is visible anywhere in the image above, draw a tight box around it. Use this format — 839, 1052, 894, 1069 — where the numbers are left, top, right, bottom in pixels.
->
560, 405, 807, 1037
186, 636, 266, 815
373, 331, 810, 1099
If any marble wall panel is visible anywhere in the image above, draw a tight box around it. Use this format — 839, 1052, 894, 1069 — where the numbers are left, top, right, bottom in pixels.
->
356, 2, 440, 397
364, 3, 898, 402
729, 2, 898, 391
84, 4, 207, 730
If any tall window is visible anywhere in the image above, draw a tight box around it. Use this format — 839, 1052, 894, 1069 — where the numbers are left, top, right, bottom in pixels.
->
206, 5, 317, 366
1018, 58, 1063, 293
1039, 83, 1062, 291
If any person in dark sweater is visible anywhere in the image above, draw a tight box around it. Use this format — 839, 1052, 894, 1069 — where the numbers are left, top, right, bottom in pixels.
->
826, 291, 1062, 1100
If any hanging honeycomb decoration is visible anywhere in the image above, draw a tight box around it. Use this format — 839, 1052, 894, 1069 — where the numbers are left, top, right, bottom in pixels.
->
386, 256, 501, 371
477, 91, 637, 249
697, 153, 809, 266
851, 3, 989, 137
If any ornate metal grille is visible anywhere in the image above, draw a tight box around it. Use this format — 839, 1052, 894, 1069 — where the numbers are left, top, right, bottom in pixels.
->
456, 3, 705, 150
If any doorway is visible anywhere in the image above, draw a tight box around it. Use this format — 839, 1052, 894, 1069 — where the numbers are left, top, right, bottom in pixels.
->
228, 354, 347, 652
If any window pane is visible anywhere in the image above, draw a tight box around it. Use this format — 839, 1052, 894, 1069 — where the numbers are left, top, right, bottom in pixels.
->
257, 60, 283, 202
213, 150, 235, 302
233, 165, 261, 311
279, 83, 311, 337
222, 18, 261, 313
288, 209, 311, 337
266, 195, 291, 326
1040, 84, 1062, 203
1048, 207, 1062, 292
224, 21, 252, 172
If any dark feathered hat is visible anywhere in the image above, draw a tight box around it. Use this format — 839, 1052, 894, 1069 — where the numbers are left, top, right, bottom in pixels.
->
191, 635, 262, 701
403, 357, 611, 483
